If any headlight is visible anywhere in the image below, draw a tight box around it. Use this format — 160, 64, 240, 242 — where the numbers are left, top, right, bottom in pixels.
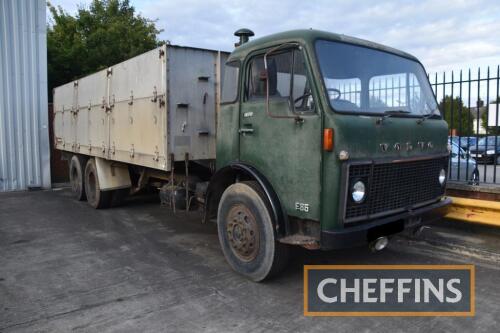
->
439, 169, 446, 186
351, 180, 366, 203
486, 150, 495, 155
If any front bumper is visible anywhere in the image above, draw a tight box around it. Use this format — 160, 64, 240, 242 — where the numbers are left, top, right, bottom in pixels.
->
320, 197, 452, 250
470, 153, 495, 163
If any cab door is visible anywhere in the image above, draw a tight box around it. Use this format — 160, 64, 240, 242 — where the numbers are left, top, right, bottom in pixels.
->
238, 47, 323, 221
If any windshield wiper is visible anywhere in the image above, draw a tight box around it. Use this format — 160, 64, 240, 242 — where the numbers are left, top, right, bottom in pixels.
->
417, 112, 438, 124
376, 110, 411, 124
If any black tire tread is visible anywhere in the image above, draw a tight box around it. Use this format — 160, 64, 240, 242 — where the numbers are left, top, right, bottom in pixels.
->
237, 181, 289, 280
69, 155, 87, 201
84, 159, 112, 209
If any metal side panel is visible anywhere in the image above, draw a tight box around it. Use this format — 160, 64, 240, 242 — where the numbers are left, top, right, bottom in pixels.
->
108, 45, 168, 170
167, 47, 220, 162
52, 105, 64, 149
75, 69, 109, 158
53, 81, 76, 152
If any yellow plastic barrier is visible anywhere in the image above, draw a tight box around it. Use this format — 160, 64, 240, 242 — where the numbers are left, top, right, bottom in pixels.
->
445, 196, 500, 227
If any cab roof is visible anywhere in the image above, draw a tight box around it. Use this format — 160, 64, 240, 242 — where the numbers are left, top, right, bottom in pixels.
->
227, 29, 418, 63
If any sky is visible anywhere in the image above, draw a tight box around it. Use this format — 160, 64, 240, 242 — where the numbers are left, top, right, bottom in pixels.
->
48, 0, 500, 75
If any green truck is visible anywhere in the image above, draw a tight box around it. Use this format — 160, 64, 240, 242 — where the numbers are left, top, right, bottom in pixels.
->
54, 29, 451, 281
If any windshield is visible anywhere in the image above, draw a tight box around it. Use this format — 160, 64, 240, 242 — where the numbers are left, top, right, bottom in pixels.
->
315, 40, 439, 116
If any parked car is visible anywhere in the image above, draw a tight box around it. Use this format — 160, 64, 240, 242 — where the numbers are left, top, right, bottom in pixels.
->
449, 136, 479, 152
461, 136, 478, 151
469, 136, 500, 164
450, 142, 479, 184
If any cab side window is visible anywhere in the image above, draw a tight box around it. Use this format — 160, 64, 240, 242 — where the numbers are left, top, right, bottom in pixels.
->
245, 48, 314, 112
247, 52, 292, 99
292, 50, 314, 112
221, 60, 240, 103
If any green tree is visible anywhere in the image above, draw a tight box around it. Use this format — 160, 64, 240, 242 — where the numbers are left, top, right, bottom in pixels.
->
439, 96, 473, 136
47, 0, 162, 100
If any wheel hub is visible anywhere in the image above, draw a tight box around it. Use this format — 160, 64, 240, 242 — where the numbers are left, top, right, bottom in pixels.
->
226, 204, 259, 262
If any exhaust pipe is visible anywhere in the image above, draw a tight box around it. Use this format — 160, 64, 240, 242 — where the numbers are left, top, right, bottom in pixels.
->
234, 28, 255, 47
369, 236, 389, 252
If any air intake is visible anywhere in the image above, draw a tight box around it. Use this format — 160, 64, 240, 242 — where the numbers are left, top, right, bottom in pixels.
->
234, 28, 254, 47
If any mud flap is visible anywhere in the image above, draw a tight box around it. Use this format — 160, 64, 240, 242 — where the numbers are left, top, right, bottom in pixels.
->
94, 157, 131, 191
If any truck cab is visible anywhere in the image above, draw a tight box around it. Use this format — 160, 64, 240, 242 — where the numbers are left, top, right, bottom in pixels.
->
209, 29, 451, 281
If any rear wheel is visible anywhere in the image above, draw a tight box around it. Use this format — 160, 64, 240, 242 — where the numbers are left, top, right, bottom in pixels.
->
496, 155, 500, 165
217, 181, 289, 282
84, 158, 112, 209
69, 155, 87, 201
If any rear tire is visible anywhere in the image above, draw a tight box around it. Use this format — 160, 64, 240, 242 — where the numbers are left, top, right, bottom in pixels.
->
84, 158, 112, 209
470, 168, 480, 186
69, 155, 87, 201
217, 181, 289, 282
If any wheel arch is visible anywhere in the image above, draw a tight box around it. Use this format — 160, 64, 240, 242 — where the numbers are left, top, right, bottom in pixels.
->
204, 162, 290, 237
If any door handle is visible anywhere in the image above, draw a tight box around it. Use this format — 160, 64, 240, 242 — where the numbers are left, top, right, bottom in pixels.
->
238, 128, 254, 135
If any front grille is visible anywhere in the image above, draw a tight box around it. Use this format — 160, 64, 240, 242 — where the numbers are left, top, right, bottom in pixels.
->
344, 156, 448, 222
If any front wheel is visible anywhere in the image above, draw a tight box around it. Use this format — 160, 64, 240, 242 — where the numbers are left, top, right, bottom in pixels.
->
470, 168, 480, 185
217, 181, 289, 282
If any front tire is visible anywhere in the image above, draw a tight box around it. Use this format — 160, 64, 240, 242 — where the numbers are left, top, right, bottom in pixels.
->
217, 181, 289, 282
84, 158, 112, 209
470, 168, 480, 186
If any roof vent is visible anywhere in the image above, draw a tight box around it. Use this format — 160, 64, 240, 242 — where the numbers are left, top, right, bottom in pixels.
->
234, 28, 254, 47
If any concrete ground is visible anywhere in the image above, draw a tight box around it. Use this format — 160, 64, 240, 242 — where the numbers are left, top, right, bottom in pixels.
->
1, 188, 500, 333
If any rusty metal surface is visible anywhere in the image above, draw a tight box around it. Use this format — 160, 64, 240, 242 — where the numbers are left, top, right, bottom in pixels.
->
279, 234, 320, 250
226, 203, 260, 261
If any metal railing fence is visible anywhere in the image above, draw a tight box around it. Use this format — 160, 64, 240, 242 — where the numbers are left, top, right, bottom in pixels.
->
430, 66, 500, 185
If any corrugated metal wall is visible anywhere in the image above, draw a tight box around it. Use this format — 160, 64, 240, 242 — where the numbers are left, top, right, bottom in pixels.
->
0, 0, 50, 191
